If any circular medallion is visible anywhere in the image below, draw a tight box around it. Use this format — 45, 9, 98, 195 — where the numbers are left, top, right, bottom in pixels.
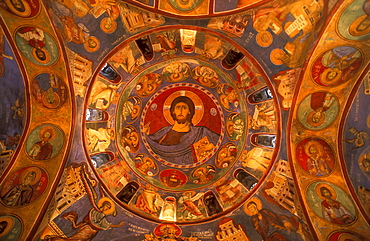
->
100, 17, 117, 34
311, 46, 362, 87
296, 137, 335, 176
3, 0, 39, 17
26, 124, 65, 160
307, 181, 356, 225
84, 36, 100, 52
15, 26, 58, 66
135, 73, 162, 97
162, 62, 191, 83
31, 73, 68, 109
0, 166, 48, 207
256, 31, 272, 47
270, 48, 284, 65
0, 215, 22, 239
297, 92, 339, 130
192, 65, 219, 88
85, 28, 280, 224
141, 84, 224, 167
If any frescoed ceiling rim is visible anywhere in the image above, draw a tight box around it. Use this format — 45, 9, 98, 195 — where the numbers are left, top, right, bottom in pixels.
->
82, 24, 282, 224
122, 0, 271, 19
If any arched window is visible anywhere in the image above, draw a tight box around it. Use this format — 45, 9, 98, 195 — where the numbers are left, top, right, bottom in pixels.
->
135, 35, 154, 61
100, 63, 121, 82
248, 86, 273, 104
116, 181, 139, 204
203, 191, 223, 217
234, 169, 258, 191
90, 152, 114, 168
221, 48, 244, 70
251, 134, 276, 148
86, 108, 109, 122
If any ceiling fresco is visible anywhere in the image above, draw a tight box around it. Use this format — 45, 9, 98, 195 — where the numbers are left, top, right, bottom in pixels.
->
0, 0, 369, 240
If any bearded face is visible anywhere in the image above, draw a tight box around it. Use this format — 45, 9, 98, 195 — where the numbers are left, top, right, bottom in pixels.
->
173, 102, 191, 124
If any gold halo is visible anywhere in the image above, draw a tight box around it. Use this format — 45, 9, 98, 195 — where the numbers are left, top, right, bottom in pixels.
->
358, 151, 370, 172
4, 0, 31, 17
320, 68, 342, 85
243, 197, 262, 216
256, 31, 272, 47
226, 121, 234, 136
42, 91, 60, 108
32, 48, 50, 64
270, 48, 284, 65
0, 216, 15, 237
192, 66, 219, 88
170, 73, 183, 82
338, 233, 361, 241
162, 62, 190, 82
97, 197, 116, 216
132, 105, 141, 119
307, 110, 325, 127
192, 167, 207, 177
163, 90, 204, 126
100, 18, 117, 34
349, 15, 370, 37
38, 125, 56, 141
130, 131, 139, 145
253, 15, 268, 32
19, 166, 42, 186
303, 140, 324, 157
315, 182, 337, 200
84, 36, 100, 53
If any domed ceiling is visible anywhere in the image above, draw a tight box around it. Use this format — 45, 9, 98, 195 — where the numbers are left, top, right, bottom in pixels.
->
0, 0, 369, 240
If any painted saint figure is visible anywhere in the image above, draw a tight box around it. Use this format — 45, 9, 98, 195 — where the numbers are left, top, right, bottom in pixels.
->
178, 191, 204, 220
349, 0, 370, 36
1, 171, 36, 206
135, 155, 157, 176
145, 96, 220, 165
244, 198, 306, 241
135, 184, 163, 216
192, 65, 219, 88
297, 91, 339, 130
308, 92, 335, 126
250, 102, 276, 132
17, 27, 50, 63
320, 46, 361, 85
316, 184, 355, 225
191, 165, 215, 184
41, 162, 124, 240
28, 126, 55, 160
44, 198, 125, 240
153, 30, 177, 59
226, 113, 245, 141
305, 141, 332, 176
162, 61, 190, 83
122, 96, 141, 124
218, 85, 239, 111
86, 127, 115, 153
120, 126, 139, 153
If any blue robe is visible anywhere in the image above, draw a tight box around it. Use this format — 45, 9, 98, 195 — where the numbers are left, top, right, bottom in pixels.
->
146, 126, 220, 165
